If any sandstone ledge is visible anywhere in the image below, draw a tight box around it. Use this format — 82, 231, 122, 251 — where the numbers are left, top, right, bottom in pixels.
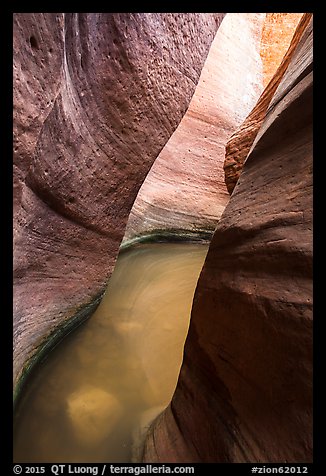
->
120, 229, 214, 253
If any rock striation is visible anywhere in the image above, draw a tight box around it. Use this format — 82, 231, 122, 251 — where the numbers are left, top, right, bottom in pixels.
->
142, 16, 313, 463
260, 13, 303, 87
13, 12, 224, 396
123, 13, 266, 244
224, 13, 310, 195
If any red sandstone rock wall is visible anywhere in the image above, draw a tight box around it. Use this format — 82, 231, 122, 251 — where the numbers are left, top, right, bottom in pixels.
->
13, 13, 224, 393
142, 16, 313, 463
123, 13, 266, 242
260, 13, 303, 87
224, 13, 310, 195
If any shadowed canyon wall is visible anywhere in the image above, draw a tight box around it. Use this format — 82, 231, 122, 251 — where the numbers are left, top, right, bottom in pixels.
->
142, 16, 313, 463
13, 12, 225, 396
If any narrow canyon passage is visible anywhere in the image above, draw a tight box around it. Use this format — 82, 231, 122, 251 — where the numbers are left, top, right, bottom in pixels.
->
13, 243, 208, 463
13, 12, 312, 464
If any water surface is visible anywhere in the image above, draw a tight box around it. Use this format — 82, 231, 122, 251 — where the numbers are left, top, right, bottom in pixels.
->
14, 243, 208, 463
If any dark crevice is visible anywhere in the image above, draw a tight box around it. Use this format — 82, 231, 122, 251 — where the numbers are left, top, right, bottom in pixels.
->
29, 35, 39, 50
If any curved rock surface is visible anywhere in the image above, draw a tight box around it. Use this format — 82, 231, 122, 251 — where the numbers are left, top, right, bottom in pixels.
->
123, 13, 266, 244
142, 16, 313, 463
13, 12, 224, 394
224, 13, 310, 195
260, 13, 303, 87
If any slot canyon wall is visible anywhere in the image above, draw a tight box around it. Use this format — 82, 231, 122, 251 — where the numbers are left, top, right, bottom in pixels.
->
123, 13, 266, 244
123, 12, 303, 245
224, 13, 307, 195
14, 11, 313, 464
13, 12, 225, 396
142, 15, 313, 463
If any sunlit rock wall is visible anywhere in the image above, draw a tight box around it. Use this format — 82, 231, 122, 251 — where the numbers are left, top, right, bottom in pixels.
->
123, 13, 266, 244
13, 12, 224, 394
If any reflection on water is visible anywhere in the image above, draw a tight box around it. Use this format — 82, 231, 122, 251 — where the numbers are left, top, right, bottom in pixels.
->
13, 243, 208, 463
